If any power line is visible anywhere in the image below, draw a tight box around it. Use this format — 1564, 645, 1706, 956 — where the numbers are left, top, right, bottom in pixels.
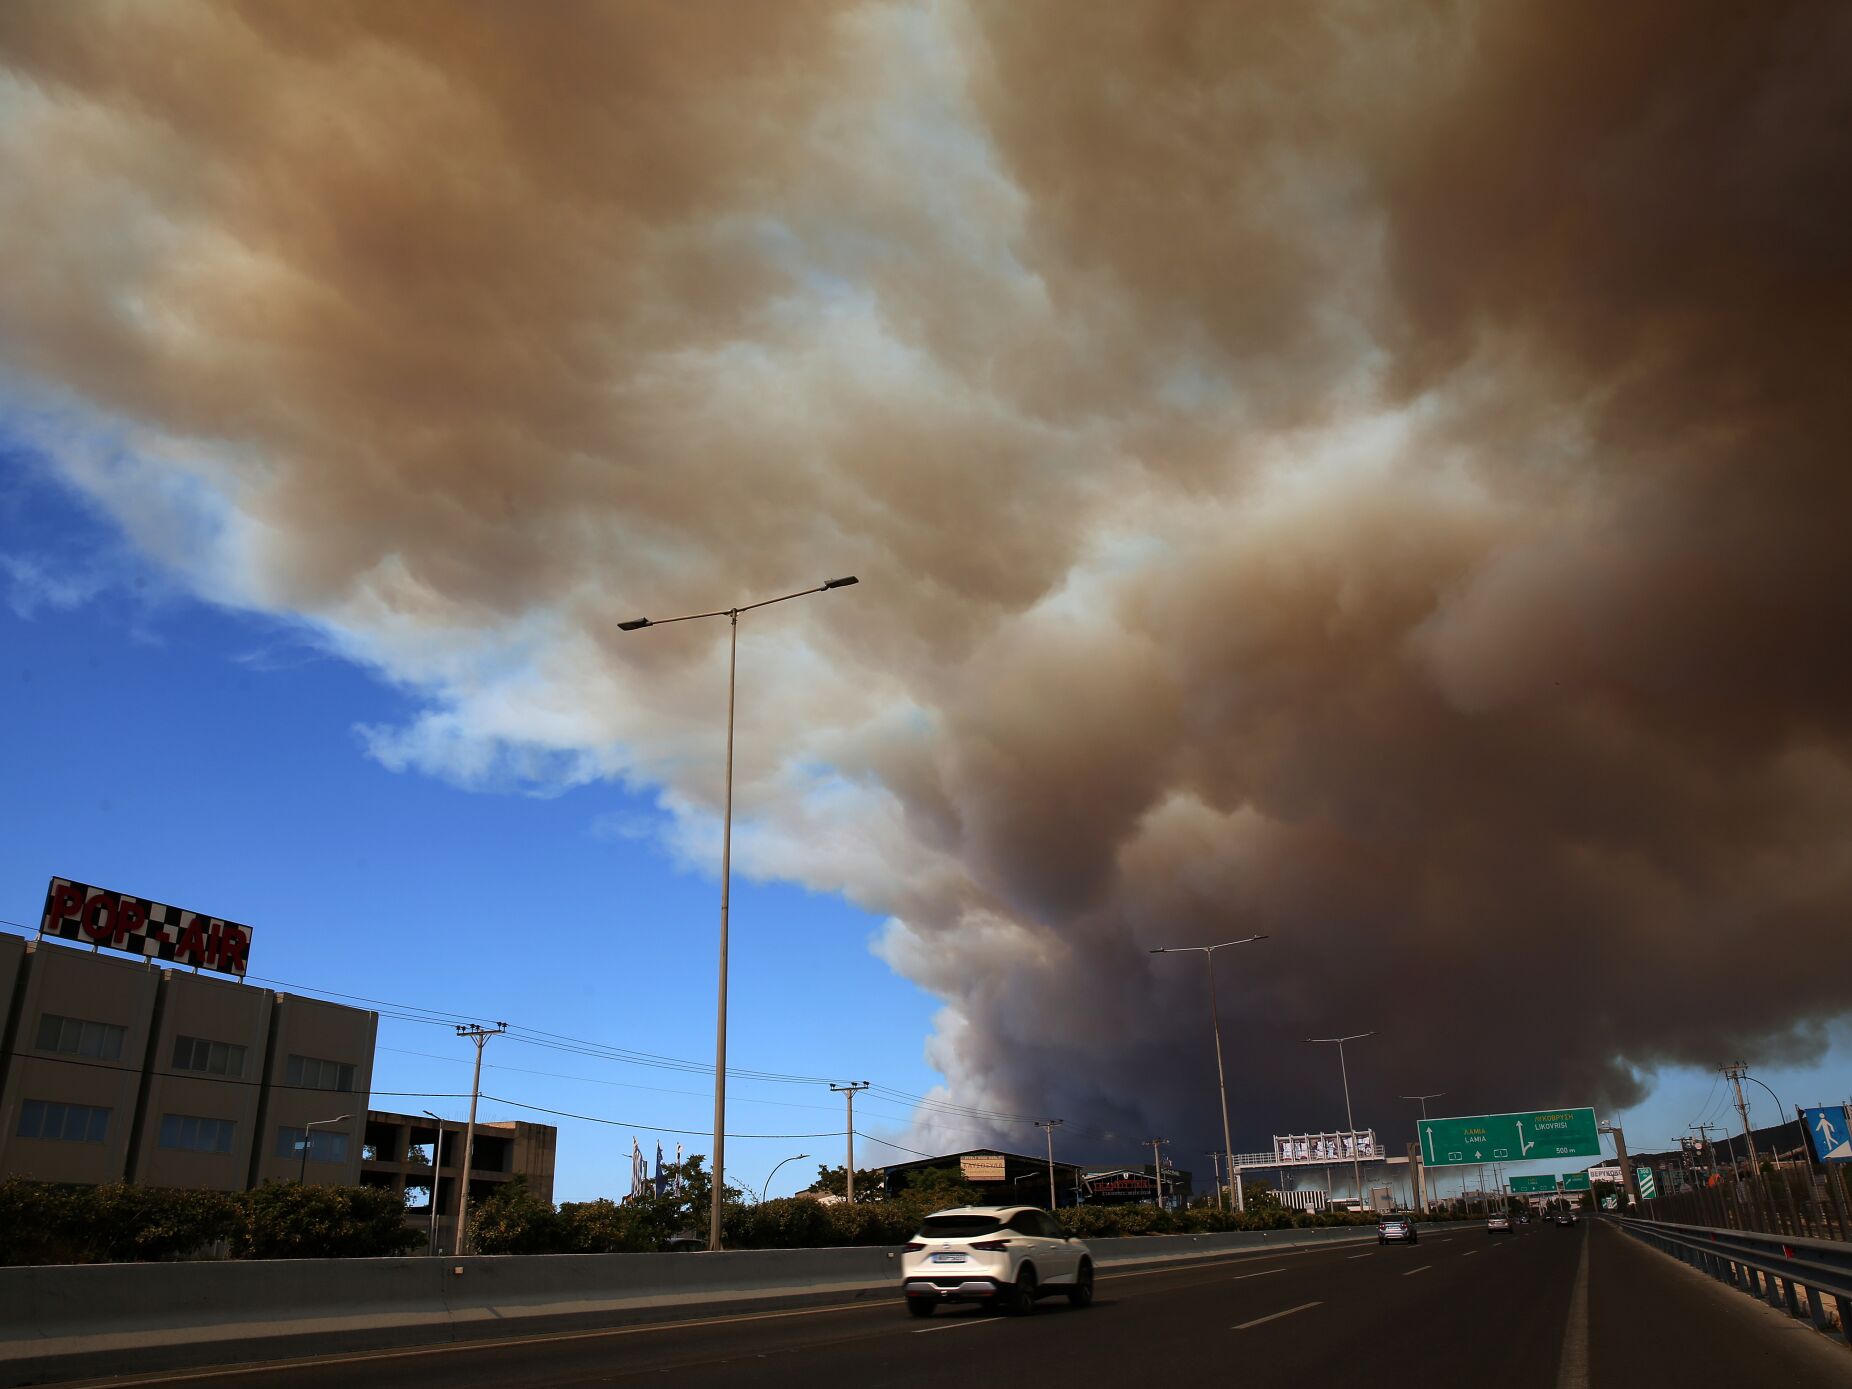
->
477, 1094, 845, 1141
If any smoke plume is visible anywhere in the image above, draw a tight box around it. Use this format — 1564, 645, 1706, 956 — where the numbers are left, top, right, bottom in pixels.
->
3, 0, 1849, 1159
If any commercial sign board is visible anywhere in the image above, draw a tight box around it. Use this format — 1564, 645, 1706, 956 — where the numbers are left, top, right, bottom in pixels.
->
1802, 1106, 1852, 1163
1272, 1131, 1378, 1165
39, 877, 252, 977
1587, 1167, 1625, 1185
960, 1154, 1006, 1182
1417, 1107, 1600, 1168
1510, 1174, 1558, 1194
1559, 1172, 1593, 1192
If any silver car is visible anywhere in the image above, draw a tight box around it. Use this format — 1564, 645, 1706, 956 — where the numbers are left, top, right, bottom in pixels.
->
1377, 1216, 1417, 1245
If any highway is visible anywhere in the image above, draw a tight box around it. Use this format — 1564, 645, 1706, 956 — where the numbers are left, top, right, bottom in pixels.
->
60, 1221, 1849, 1389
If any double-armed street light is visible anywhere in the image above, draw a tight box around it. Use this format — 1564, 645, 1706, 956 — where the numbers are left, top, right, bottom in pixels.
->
1149, 936, 1267, 1210
619, 576, 859, 1251
1305, 1032, 1374, 1207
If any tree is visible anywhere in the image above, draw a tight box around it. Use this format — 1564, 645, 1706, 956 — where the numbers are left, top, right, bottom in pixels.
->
803, 1164, 882, 1199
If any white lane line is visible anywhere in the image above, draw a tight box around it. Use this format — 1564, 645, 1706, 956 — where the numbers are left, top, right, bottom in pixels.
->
1461, 1250, 1479, 1258
913, 1315, 1003, 1335
1402, 1265, 1431, 1277
1233, 1301, 1323, 1331
1233, 1269, 1285, 1281
1347, 1253, 1376, 1259
1556, 1226, 1591, 1389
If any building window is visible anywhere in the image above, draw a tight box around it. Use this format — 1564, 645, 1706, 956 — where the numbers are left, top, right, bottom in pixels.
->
277, 1126, 350, 1164
159, 1113, 235, 1155
16, 1099, 110, 1143
36, 1014, 126, 1062
285, 1055, 356, 1092
172, 1036, 246, 1078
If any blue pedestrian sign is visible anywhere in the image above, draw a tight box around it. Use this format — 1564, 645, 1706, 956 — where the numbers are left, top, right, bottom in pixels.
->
1802, 1105, 1852, 1163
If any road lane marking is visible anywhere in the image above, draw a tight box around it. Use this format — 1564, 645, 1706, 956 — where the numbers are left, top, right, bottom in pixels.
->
913, 1315, 1003, 1335
1402, 1265, 1431, 1277
1347, 1253, 1376, 1259
1556, 1226, 1590, 1389
1461, 1250, 1479, 1257
1232, 1301, 1323, 1331
1232, 1269, 1285, 1280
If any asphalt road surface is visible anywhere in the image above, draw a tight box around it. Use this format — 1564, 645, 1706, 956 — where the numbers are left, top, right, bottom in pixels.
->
58, 1220, 1850, 1389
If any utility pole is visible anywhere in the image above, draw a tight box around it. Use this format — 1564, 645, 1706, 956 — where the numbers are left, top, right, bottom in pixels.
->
1206, 1151, 1223, 1207
453, 1023, 507, 1256
1693, 1122, 1729, 1227
1600, 1121, 1641, 1212
829, 1083, 869, 1202
1146, 1138, 1169, 1208
1034, 1119, 1064, 1210
1722, 1063, 1774, 1229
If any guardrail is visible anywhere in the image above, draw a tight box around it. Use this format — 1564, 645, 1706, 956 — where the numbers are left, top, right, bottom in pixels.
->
1619, 1216, 1852, 1346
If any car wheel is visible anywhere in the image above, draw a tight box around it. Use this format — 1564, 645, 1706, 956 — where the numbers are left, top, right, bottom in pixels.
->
906, 1298, 935, 1319
1378, 1237, 1386, 1245
1066, 1260, 1094, 1308
1008, 1264, 1039, 1315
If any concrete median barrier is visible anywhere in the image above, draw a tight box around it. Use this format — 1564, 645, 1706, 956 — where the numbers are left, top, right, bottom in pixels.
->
0, 1224, 1436, 1385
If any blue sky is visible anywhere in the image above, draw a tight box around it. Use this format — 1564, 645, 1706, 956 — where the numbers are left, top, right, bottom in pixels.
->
0, 439, 951, 1202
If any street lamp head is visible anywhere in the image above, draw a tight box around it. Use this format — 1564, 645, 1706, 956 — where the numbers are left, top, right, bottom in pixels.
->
617, 617, 652, 631
823, 575, 859, 589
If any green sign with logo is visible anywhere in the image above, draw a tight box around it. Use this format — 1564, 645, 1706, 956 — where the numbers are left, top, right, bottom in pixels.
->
1560, 1171, 1592, 1192
1636, 1167, 1657, 1199
1418, 1107, 1601, 1168
1510, 1174, 1558, 1194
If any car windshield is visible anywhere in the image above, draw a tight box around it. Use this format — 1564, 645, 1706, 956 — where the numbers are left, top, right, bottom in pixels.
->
918, 1214, 1005, 1238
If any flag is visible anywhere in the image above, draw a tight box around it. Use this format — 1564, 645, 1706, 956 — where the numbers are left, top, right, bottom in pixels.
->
654, 1141, 666, 1196
631, 1138, 647, 1201
675, 1142, 683, 1196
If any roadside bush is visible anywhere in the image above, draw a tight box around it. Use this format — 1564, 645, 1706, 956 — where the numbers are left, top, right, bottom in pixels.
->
558, 1197, 655, 1253
468, 1177, 566, 1255
234, 1181, 422, 1259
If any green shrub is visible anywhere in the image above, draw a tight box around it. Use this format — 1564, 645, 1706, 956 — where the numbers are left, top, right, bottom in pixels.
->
468, 1177, 567, 1255
233, 1182, 422, 1259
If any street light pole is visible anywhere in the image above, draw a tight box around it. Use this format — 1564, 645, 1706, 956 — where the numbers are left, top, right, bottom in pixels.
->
421, 1109, 448, 1256
1400, 1092, 1444, 1215
620, 576, 859, 1253
1149, 936, 1267, 1211
299, 1114, 351, 1184
1307, 1032, 1375, 1208
758, 1152, 810, 1205
1146, 1138, 1169, 1208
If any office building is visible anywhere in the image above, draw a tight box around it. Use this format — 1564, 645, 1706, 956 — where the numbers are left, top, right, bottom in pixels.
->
0, 933, 376, 1189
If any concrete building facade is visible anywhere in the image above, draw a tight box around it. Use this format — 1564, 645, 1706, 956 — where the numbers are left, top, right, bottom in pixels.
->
360, 1110, 558, 1253
0, 934, 375, 1190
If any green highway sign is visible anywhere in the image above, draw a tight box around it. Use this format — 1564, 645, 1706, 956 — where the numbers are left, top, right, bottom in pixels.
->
1510, 1174, 1558, 1194
1636, 1168, 1657, 1199
1560, 1172, 1592, 1192
1418, 1107, 1601, 1168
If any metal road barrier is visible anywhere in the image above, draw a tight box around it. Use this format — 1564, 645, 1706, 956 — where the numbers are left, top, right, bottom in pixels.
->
1619, 1216, 1852, 1347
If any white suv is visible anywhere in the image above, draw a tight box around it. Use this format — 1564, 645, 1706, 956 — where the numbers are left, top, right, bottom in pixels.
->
900, 1205, 1094, 1316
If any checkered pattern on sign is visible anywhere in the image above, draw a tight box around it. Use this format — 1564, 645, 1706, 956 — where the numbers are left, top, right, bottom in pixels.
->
39, 876, 253, 976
